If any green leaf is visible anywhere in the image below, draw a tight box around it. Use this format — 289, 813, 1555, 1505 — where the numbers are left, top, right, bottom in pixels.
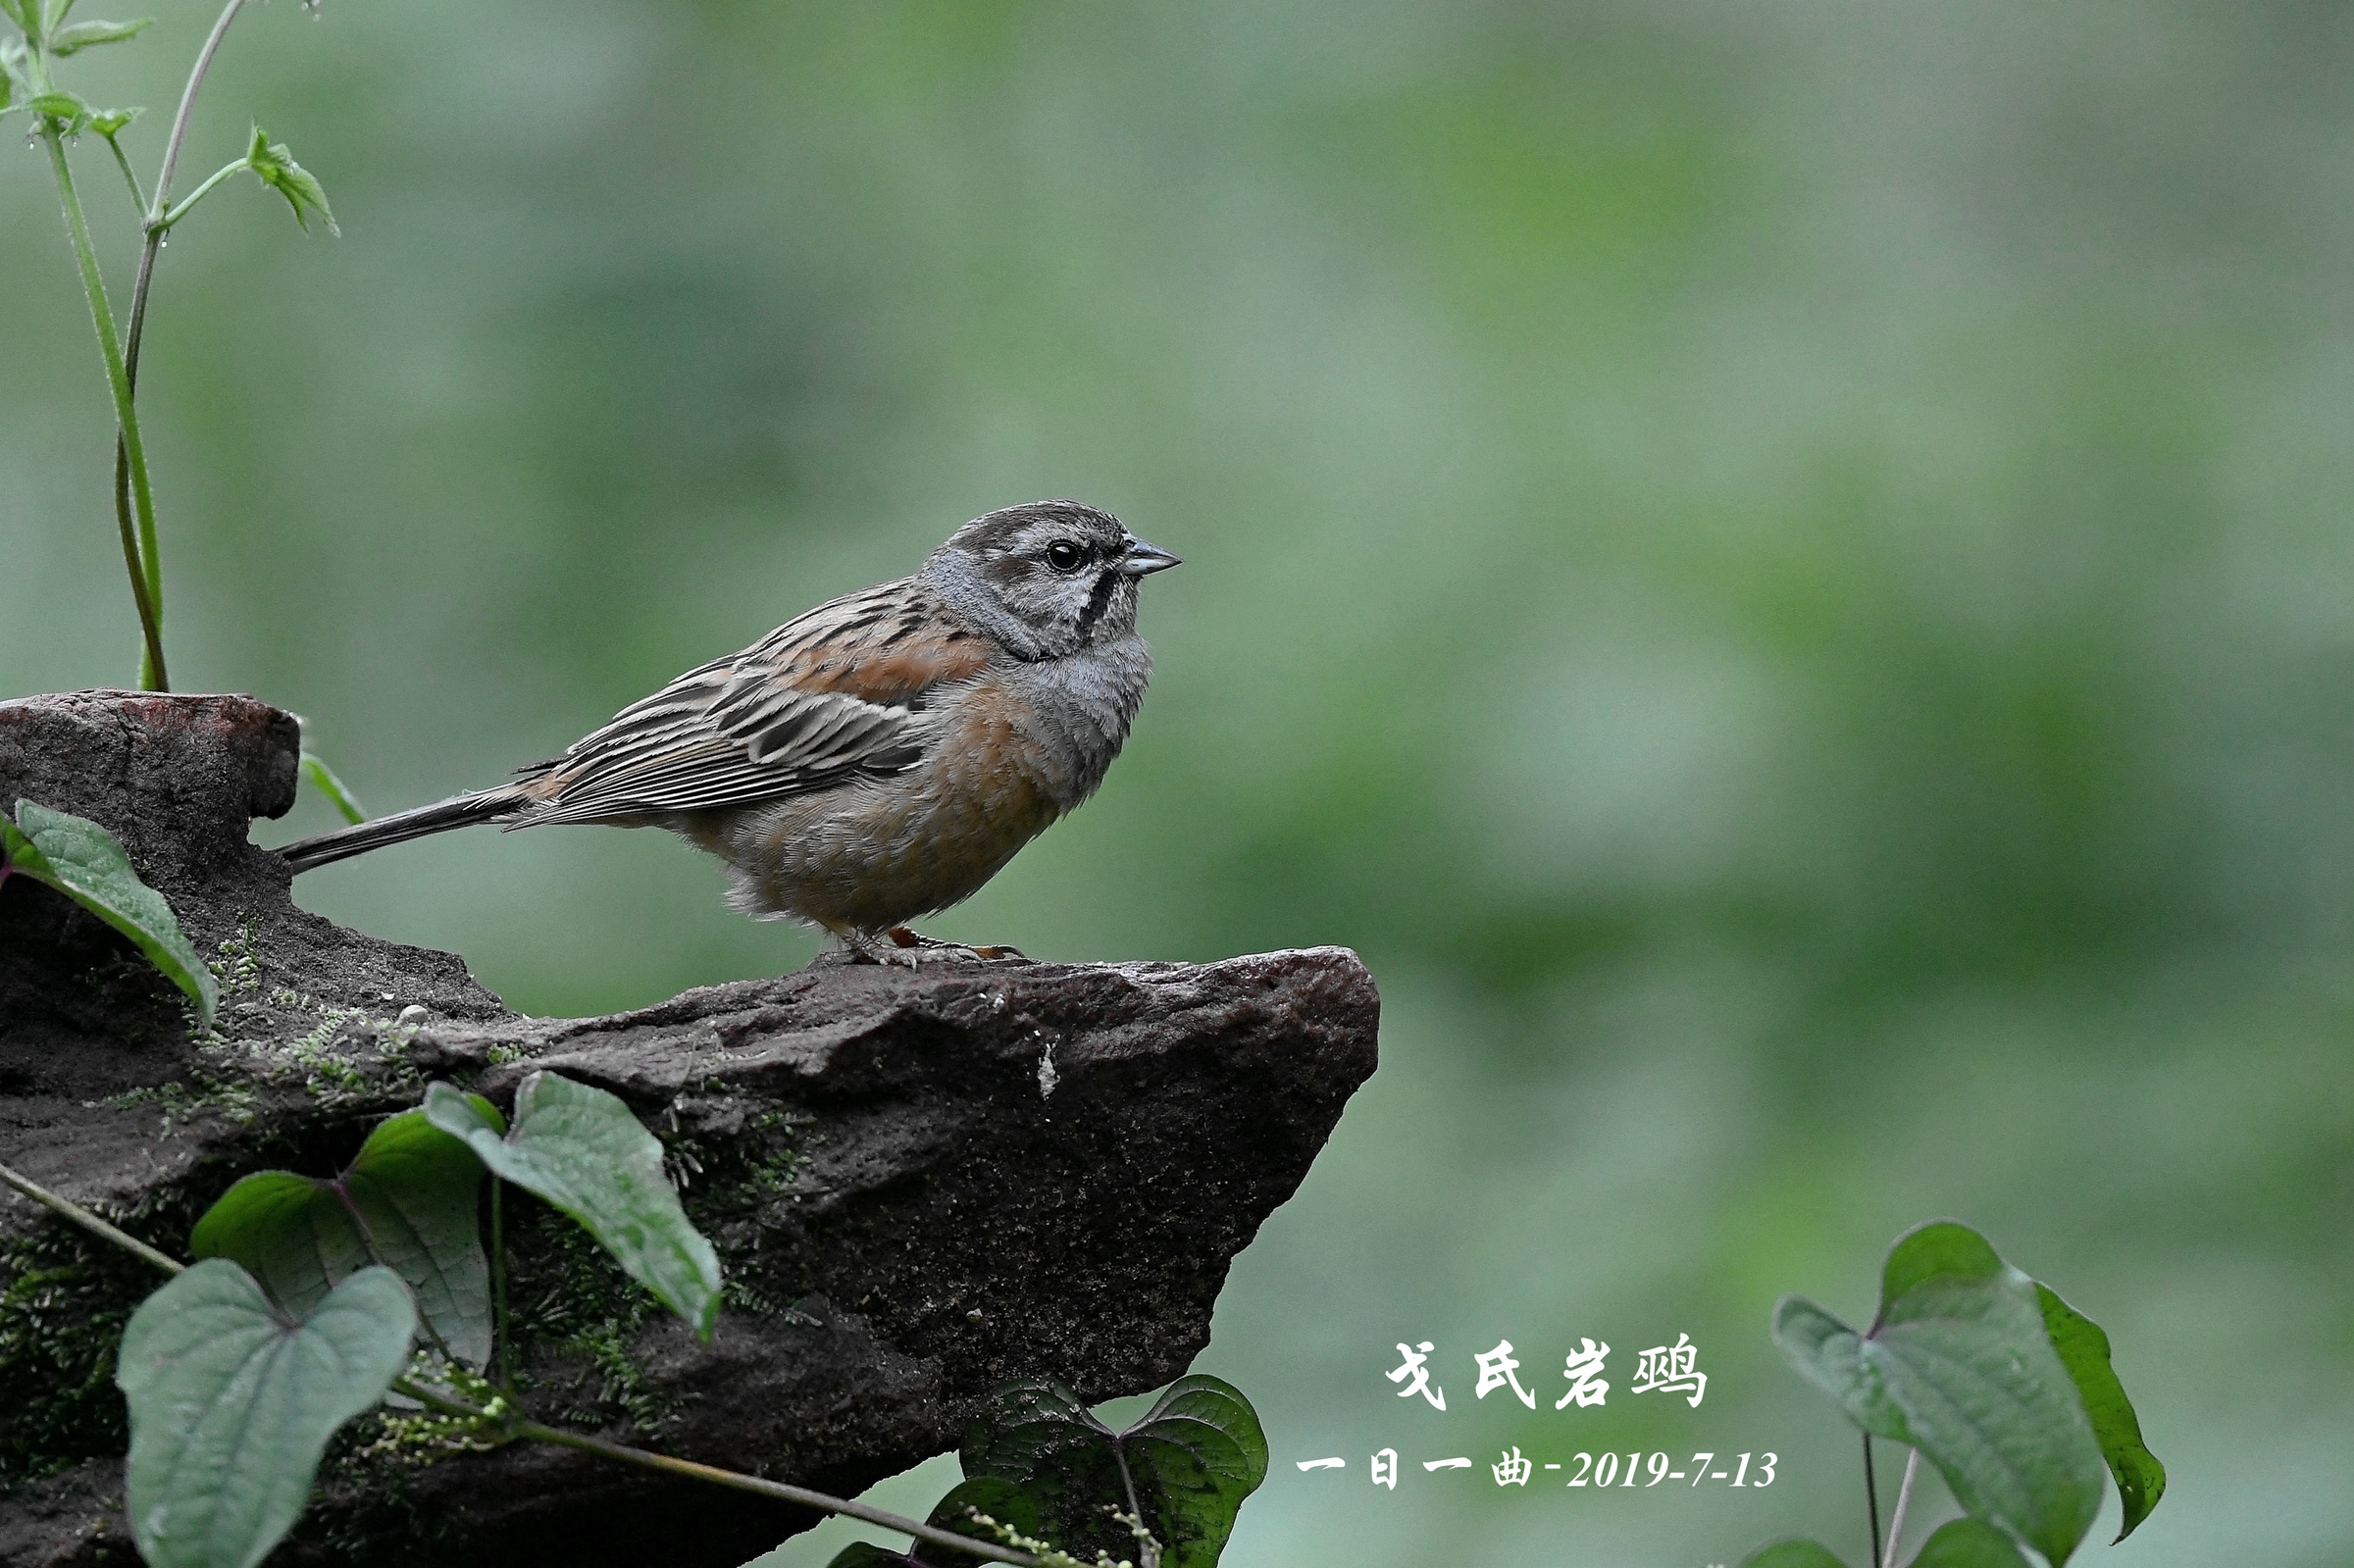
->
0, 34, 31, 103
188, 1171, 352, 1316
1738, 1543, 1850, 1568
962, 1374, 1269, 1568
49, 15, 148, 53
2036, 1285, 2166, 1542
819, 1482, 1052, 1568
424, 1074, 722, 1339
341, 1104, 498, 1364
1906, 1518, 2034, 1568
1773, 1221, 2107, 1567
300, 748, 368, 825
825, 1548, 918, 1568
911, 1477, 1052, 1565
117, 1260, 415, 1568
245, 124, 337, 235
1879, 1218, 2002, 1304
0, 2, 35, 40
88, 103, 139, 136
4, 799, 218, 1020
21, 87, 88, 125
190, 1100, 501, 1367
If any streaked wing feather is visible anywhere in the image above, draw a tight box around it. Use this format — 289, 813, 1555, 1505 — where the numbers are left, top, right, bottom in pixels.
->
517, 579, 982, 823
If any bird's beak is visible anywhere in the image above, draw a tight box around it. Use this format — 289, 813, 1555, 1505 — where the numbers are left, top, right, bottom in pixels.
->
1117, 537, 1182, 577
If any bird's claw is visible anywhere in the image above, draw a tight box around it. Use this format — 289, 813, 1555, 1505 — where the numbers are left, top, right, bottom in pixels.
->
880, 928, 1028, 963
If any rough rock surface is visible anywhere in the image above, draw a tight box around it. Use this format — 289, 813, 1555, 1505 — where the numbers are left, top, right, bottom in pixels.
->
0, 691, 1378, 1568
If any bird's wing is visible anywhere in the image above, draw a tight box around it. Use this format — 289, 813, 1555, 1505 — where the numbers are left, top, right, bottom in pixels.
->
515, 579, 990, 824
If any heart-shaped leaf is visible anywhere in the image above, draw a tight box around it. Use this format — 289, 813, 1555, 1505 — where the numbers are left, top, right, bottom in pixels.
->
191, 1099, 500, 1366
1774, 1221, 2106, 1567
116, 1260, 415, 1568
188, 1170, 349, 1311
4, 799, 217, 1020
1738, 1543, 1849, 1568
2034, 1285, 2165, 1542
424, 1074, 721, 1339
962, 1374, 1268, 1568
1906, 1518, 2034, 1568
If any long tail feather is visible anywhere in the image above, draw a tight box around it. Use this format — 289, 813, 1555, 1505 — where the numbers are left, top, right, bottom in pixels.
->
279, 788, 522, 873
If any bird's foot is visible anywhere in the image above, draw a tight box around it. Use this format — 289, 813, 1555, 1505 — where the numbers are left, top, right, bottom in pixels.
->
815, 923, 1025, 967
884, 927, 1028, 963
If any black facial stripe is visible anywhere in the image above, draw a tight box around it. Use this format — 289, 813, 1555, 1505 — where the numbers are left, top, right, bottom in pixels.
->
1074, 568, 1121, 641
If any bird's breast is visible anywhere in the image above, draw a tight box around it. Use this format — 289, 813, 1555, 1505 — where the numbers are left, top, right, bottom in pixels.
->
999, 636, 1153, 809
684, 641, 1150, 931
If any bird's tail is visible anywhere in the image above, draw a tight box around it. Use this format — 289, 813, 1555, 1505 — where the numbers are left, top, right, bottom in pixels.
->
279, 788, 524, 873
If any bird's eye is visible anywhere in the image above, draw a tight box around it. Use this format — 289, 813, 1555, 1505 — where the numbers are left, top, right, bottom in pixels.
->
1045, 540, 1086, 573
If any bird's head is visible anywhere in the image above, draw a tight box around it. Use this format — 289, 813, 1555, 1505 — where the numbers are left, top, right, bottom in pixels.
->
922, 500, 1180, 660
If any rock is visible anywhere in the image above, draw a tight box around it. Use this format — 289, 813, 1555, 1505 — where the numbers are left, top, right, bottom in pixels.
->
0, 691, 1378, 1568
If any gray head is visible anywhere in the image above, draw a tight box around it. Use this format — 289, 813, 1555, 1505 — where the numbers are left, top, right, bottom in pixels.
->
919, 500, 1180, 661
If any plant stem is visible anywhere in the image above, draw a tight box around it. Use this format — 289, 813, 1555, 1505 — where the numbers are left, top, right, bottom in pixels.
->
1111, 1443, 1149, 1561
1882, 1448, 1919, 1568
105, 133, 148, 212
0, 1156, 1031, 1567
0, 1159, 185, 1277
152, 0, 250, 215
106, 0, 252, 690
1863, 1436, 1883, 1568
155, 156, 248, 230
122, 0, 249, 392
508, 1419, 1043, 1568
42, 124, 170, 690
490, 1177, 513, 1391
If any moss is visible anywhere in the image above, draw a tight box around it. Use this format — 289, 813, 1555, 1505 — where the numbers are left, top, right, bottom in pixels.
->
96, 919, 425, 1132
501, 1200, 664, 1432
0, 1200, 196, 1486
673, 1104, 807, 1227
664, 1102, 807, 1311
444, 1102, 813, 1441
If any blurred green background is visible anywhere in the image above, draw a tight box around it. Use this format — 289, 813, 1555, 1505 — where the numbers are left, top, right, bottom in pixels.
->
5, 2, 2350, 1564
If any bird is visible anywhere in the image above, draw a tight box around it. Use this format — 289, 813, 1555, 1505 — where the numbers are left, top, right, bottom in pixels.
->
279, 501, 1180, 963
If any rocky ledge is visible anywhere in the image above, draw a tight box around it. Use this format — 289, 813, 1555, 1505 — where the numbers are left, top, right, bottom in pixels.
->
0, 690, 1377, 1568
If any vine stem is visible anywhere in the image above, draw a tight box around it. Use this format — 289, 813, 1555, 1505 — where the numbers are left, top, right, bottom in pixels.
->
0, 1158, 185, 1277
0, 1157, 1038, 1567
1864, 1434, 1883, 1568
508, 1420, 1043, 1567
1882, 1448, 1919, 1568
41, 123, 169, 691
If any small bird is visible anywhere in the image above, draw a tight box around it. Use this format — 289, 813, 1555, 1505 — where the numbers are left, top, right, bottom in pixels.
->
281, 501, 1180, 963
